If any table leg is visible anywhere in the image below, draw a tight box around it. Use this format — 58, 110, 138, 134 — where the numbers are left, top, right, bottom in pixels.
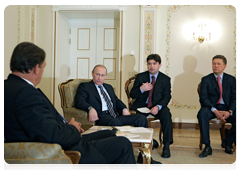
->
138, 141, 153, 164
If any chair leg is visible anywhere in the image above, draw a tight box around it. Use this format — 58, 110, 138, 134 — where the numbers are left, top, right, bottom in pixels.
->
199, 130, 203, 150
221, 124, 225, 140
159, 125, 163, 147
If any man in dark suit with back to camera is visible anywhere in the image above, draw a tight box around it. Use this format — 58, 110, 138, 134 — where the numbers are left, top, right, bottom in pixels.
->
197, 55, 236, 158
75, 64, 161, 164
4, 42, 136, 164
130, 54, 173, 159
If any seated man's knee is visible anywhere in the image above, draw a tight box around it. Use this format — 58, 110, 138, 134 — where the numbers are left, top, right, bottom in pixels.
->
197, 108, 208, 119
108, 118, 122, 126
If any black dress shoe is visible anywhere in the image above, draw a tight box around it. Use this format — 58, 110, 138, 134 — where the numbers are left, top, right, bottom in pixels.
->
199, 147, 212, 158
161, 145, 171, 158
152, 139, 159, 150
137, 154, 162, 164
225, 145, 233, 154
221, 141, 233, 149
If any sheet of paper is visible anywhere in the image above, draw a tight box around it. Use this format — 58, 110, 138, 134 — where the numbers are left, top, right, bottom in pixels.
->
137, 107, 151, 113
128, 127, 152, 133
116, 127, 152, 133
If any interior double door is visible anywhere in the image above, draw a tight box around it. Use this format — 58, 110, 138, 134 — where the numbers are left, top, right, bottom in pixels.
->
70, 19, 120, 96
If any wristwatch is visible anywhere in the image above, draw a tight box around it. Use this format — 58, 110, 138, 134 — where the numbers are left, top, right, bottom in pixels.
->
229, 110, 233, 116
88, 106, 93, 111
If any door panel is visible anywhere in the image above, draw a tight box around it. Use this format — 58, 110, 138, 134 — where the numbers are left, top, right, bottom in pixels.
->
69, 19, 120, 96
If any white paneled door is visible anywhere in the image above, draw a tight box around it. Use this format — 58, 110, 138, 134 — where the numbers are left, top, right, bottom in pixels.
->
70, 19, 120, 96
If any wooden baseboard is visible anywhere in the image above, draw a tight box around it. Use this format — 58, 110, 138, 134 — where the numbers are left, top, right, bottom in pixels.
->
149, 122, 232, 130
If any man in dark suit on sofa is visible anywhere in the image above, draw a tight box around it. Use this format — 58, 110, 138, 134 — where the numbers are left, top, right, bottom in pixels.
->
4, 42, 136, 164
75, 64, 161, 164
130, 54, 173, 158
197, 55, 236, 158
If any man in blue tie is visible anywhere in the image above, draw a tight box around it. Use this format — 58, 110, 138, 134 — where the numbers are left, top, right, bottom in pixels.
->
4, 42, 136, 164
197, 55, 236, 158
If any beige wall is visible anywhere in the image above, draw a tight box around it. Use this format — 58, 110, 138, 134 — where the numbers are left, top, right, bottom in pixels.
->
4, 5, 53, 101
4, 5, 236, 124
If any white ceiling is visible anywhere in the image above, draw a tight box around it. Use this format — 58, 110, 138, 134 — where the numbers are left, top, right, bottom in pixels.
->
58, 11, 120, 20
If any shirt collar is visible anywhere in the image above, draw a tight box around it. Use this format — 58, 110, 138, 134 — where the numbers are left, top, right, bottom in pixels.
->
214, 73, 224, 80
149, 72, 159, 80
21, 77, 35, 87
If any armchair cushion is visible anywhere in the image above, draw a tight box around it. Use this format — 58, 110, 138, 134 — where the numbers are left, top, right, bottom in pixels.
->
4, 142, 77, 164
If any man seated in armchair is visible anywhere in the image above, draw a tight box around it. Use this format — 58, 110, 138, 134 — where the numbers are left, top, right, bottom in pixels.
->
4, 42, 136, 164
74, 65, 161, 164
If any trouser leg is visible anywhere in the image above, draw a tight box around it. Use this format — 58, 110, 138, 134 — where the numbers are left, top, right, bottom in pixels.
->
197, 107, 215, 145
92, 136, 136, 164
155, 107, 173, 145
224, 115, 236, 146
118, 114, 149, 128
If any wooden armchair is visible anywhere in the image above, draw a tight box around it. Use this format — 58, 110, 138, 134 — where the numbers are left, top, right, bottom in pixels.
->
58, 79, 92, 130
125, 75, 163, 147
197, 82, 234, 151
4, 142, 80, 164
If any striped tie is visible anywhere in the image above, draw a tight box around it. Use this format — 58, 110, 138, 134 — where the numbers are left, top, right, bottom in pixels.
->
98, 85, 117, 118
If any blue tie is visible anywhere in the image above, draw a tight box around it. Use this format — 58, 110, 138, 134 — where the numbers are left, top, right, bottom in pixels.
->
98, 85, 117, 118
58, 112, 68, 124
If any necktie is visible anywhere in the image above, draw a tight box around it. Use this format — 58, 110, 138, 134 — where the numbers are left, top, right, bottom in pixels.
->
98, 85, 117, 118
147, 76, 155, 108
217, 76, 222, 104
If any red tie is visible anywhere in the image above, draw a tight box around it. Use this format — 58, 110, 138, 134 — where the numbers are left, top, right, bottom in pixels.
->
147, 76, 155, 108
217, 76, 222, 104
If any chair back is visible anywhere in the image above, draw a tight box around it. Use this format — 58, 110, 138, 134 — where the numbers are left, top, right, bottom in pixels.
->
125, 75, 137, 109
197, 82, 201, 94
58, 79, 91, 109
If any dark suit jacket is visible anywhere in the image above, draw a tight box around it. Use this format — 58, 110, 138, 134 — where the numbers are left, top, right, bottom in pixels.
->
4, 74, 81, 149
130, 71, 171, 111
199, 72, 236, 116
75, 80, 126, 116
4, 74, 116, 163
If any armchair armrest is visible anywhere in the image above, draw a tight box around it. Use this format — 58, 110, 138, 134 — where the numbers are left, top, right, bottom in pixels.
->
64, 151, 81, 164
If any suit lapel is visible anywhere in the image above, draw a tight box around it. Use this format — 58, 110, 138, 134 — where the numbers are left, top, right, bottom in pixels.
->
90, 80, 101, 102
152, 71, 161, 98
222, 73, 228, 98
210, 73, 220, 94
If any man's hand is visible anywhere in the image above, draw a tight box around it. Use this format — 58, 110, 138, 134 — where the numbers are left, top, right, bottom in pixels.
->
213, 110, 224, 120
150, 106, 159, 115
89, 108, 99, 124
68, 117, 84, 132
122, 108, 131, 116
219, 111, 230, 122
140, 82, 153, 92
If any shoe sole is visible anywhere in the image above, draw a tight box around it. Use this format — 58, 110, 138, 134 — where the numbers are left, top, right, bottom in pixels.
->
199, 153, 212, 158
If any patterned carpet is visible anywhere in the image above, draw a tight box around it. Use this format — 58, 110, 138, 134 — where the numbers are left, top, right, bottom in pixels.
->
134, 145, 236, 164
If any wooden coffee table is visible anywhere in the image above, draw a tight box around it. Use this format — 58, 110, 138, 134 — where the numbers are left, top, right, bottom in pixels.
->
82, 126, 153, 164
